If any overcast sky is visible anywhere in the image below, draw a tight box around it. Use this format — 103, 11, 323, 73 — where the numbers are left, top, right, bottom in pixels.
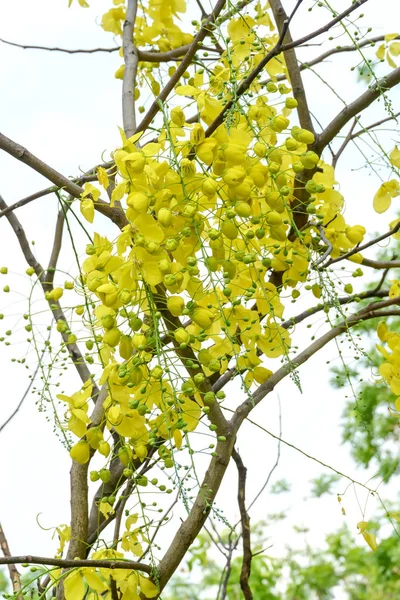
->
0, 0, 399, 592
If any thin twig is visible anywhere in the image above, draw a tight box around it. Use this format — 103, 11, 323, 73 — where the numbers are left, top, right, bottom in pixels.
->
122, 0, 139, 137
0, 132, 127, 229
332, 117, 358, 168
218, 535, 234, 600
46, 196, 73, 285
0, 555, 151, 574
232, 448, 253, 600
325, 220, 400, 268
0, 324, 52, 433
269, 0, 314, 134
349, 112, 400, 141
0, 36, 221, 61
0, 37, 120, 53
312, 225, 334, 268
247, 398, 282, 513
315, 66, 400, 153
0, 523, 23, 599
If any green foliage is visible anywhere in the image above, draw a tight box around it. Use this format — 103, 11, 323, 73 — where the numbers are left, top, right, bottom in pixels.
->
309, 474, 340, 498
165, 519, 400, 600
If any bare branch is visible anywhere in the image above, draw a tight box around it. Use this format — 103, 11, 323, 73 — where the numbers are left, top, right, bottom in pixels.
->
0, 325, 51, 433
349, 111, 400, 140
122, 0, 139, 137
232, 448, 253, 600
258, 35, 400, 88
0, 37, 119, 53
0, 523, 23, 599
332, 117, 358, 168
247, 399, 282, 512
312, 224, 333, 268
361, 257, 400, 269
0, 172, 100, 220
0, 555, 151, 574
0, 132, 127, 229
0, 36, 221, 61
332, 111, 400, 167
315, 66, 400, 154
218, 537, 234, 600
269, 0, 314, 133
46, 197, 73, 285
302, 35, 400, 72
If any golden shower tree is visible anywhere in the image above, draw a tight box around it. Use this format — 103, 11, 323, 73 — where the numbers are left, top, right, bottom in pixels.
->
0, 0, 400, 598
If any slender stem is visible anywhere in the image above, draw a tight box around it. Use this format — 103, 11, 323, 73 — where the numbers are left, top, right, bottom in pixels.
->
0, 523, 23, 600
122, 0, 139, 137
232, 449, 253, 600
0, 555, 151, 574
315, 66, 400, 153
0, 132, 127, 229
269, 0, 314, 133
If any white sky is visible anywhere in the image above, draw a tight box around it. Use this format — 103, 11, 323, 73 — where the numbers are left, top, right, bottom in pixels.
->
0, 0, 399, 594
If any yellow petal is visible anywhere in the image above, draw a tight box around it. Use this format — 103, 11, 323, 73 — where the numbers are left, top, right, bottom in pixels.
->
69, 441, 90, 464
390, 146, 400, 168
138, 575, 159, 598
375, 43, 386, 60
175, 85, 201, 97
385, 33, 399, 42
81, 198, 94, 223
83, 569, 108, 592
373, 184, 391, 213
173, 428, 183, 449
362, 531, 377, 551
389, 41, 400, 56
64, 570, 85, 600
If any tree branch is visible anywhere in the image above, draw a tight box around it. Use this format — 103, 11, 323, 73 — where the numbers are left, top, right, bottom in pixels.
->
122, 0, 139, 137
212, 287, 389, 394
0, 555, 151, 574
0, 523, 23, 599
0, 37, 120, 54
0, 326, 51, 433
302, 34, 400, 72
0, 36, 221, 61
0, 132, 127, 229
157, 431, 235, 591
232, 449, 253, 600
269, 0, 314, 133
332, 117, 358, 168
315, 66, 400, 154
